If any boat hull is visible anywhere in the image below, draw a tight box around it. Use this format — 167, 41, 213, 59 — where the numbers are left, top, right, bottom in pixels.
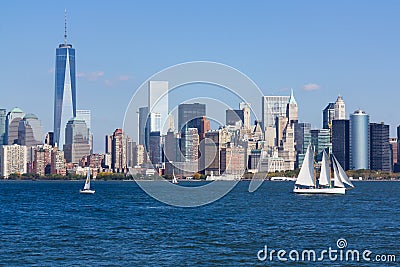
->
293, 187, 346, 194
80, 189, 95, 194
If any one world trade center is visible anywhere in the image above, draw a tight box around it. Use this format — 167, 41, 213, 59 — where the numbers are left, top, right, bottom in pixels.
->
53, 11, 76, 148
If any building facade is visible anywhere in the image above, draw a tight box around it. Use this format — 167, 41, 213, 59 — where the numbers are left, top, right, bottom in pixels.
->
5, 107, 25, 145
0, 109, 6, 145
53, 37, 76, 148
369, 122, 391, 171
63, 118, 90, 163
350, 110, 370, 170
0, 144, 28, 178
178, 103, 206, 133
332, 119, 350, 170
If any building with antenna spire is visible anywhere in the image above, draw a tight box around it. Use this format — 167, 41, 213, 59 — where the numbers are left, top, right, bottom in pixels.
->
53, 9, 76, 148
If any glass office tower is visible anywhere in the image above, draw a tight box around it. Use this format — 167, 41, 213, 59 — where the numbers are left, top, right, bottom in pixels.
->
350, 110, 370, 170
53, 42, 76, 148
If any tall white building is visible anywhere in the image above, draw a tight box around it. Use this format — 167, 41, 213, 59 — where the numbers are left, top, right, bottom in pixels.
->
148, 81, 169, 134
334, 95, 346, 120
0, 144, 28, 178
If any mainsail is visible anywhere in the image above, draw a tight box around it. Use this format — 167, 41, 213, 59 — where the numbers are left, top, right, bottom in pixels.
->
319, 150, 330, 187
332, 155, 354, 188
295, 145, 315, 187
83, 168, 91, 190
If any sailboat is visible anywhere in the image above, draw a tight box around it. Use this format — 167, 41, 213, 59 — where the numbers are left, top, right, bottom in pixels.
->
80, 167, 95, 194
293, 145, 354, 194
171, 169, 179, 184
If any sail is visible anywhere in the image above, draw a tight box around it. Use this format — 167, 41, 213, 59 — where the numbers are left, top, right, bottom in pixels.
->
319, 150, 330, 186
332, 157, 344, 188
333, 155, 354, 188
83, 168, 91, 190
295, 145, 315, 187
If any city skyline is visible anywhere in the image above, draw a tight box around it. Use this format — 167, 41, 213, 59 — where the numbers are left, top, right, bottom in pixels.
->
2, 2, 400, 152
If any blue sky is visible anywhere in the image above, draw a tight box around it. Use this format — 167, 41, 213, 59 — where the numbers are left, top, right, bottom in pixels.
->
1, 1, 400, 152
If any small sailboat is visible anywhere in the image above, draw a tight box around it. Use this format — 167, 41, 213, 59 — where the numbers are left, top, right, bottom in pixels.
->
171, 169, 179, 184
80, 167, 95, 194
293, 145, 354, 194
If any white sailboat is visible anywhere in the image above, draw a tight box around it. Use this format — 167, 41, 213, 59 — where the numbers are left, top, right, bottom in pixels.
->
171, 169, 179, 184
80, 167, 95, 194
293, 145, 354, 194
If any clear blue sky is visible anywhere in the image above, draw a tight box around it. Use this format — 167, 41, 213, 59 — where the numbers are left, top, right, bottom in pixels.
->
1, 1, 400, 152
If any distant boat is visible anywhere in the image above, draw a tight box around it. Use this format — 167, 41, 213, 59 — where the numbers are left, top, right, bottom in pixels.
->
293, 145, 354, 194
80, 168, 95, 194
171, 170, 179, 184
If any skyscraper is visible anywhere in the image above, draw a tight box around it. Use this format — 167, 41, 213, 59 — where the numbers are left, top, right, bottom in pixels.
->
225, 109, 244, 126
178, 103, 206, 133
63, 118, 90, 163
138, 107, 149, 146
53, 12, 76, 148
332, 119, 350, 170
239, 102, 251, 130
262, 95, 290, 148
322, 103, 335, 129
369, 122, 390, 171
262, 95, 290, 129
294, 122, 311, 168
350, 110, 370, 170
311, 129, 331, 161
17, 114, 44, 147
0, 144, 28, 178
334, 95, 346, 120
148, 81, 168, 134
5, 107, 25, 145
111, 128, 127, 172
0, 109, 6, 145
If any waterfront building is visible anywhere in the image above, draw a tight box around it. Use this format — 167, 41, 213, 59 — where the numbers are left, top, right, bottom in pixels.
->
332, 119, 350, 170
350, 110, 370, 170
220, 145, 246, 175
389, 138, 397, 171
178, 103, 206, 133
53, 14, 76, 148
105, 135, 113, 154
111, 128, 127, 172
17, 114, 43, 147
0, 109, 6, 145
63, 118, 90, 163
5, 107, 25, 145
33, 144, 53, 176
203, 128, 230, 175
50, 147, 66, 175
0, 144, 28, 178
334, 95, 346, 120
181, 128, 199, 162
369, 122, 391, 172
